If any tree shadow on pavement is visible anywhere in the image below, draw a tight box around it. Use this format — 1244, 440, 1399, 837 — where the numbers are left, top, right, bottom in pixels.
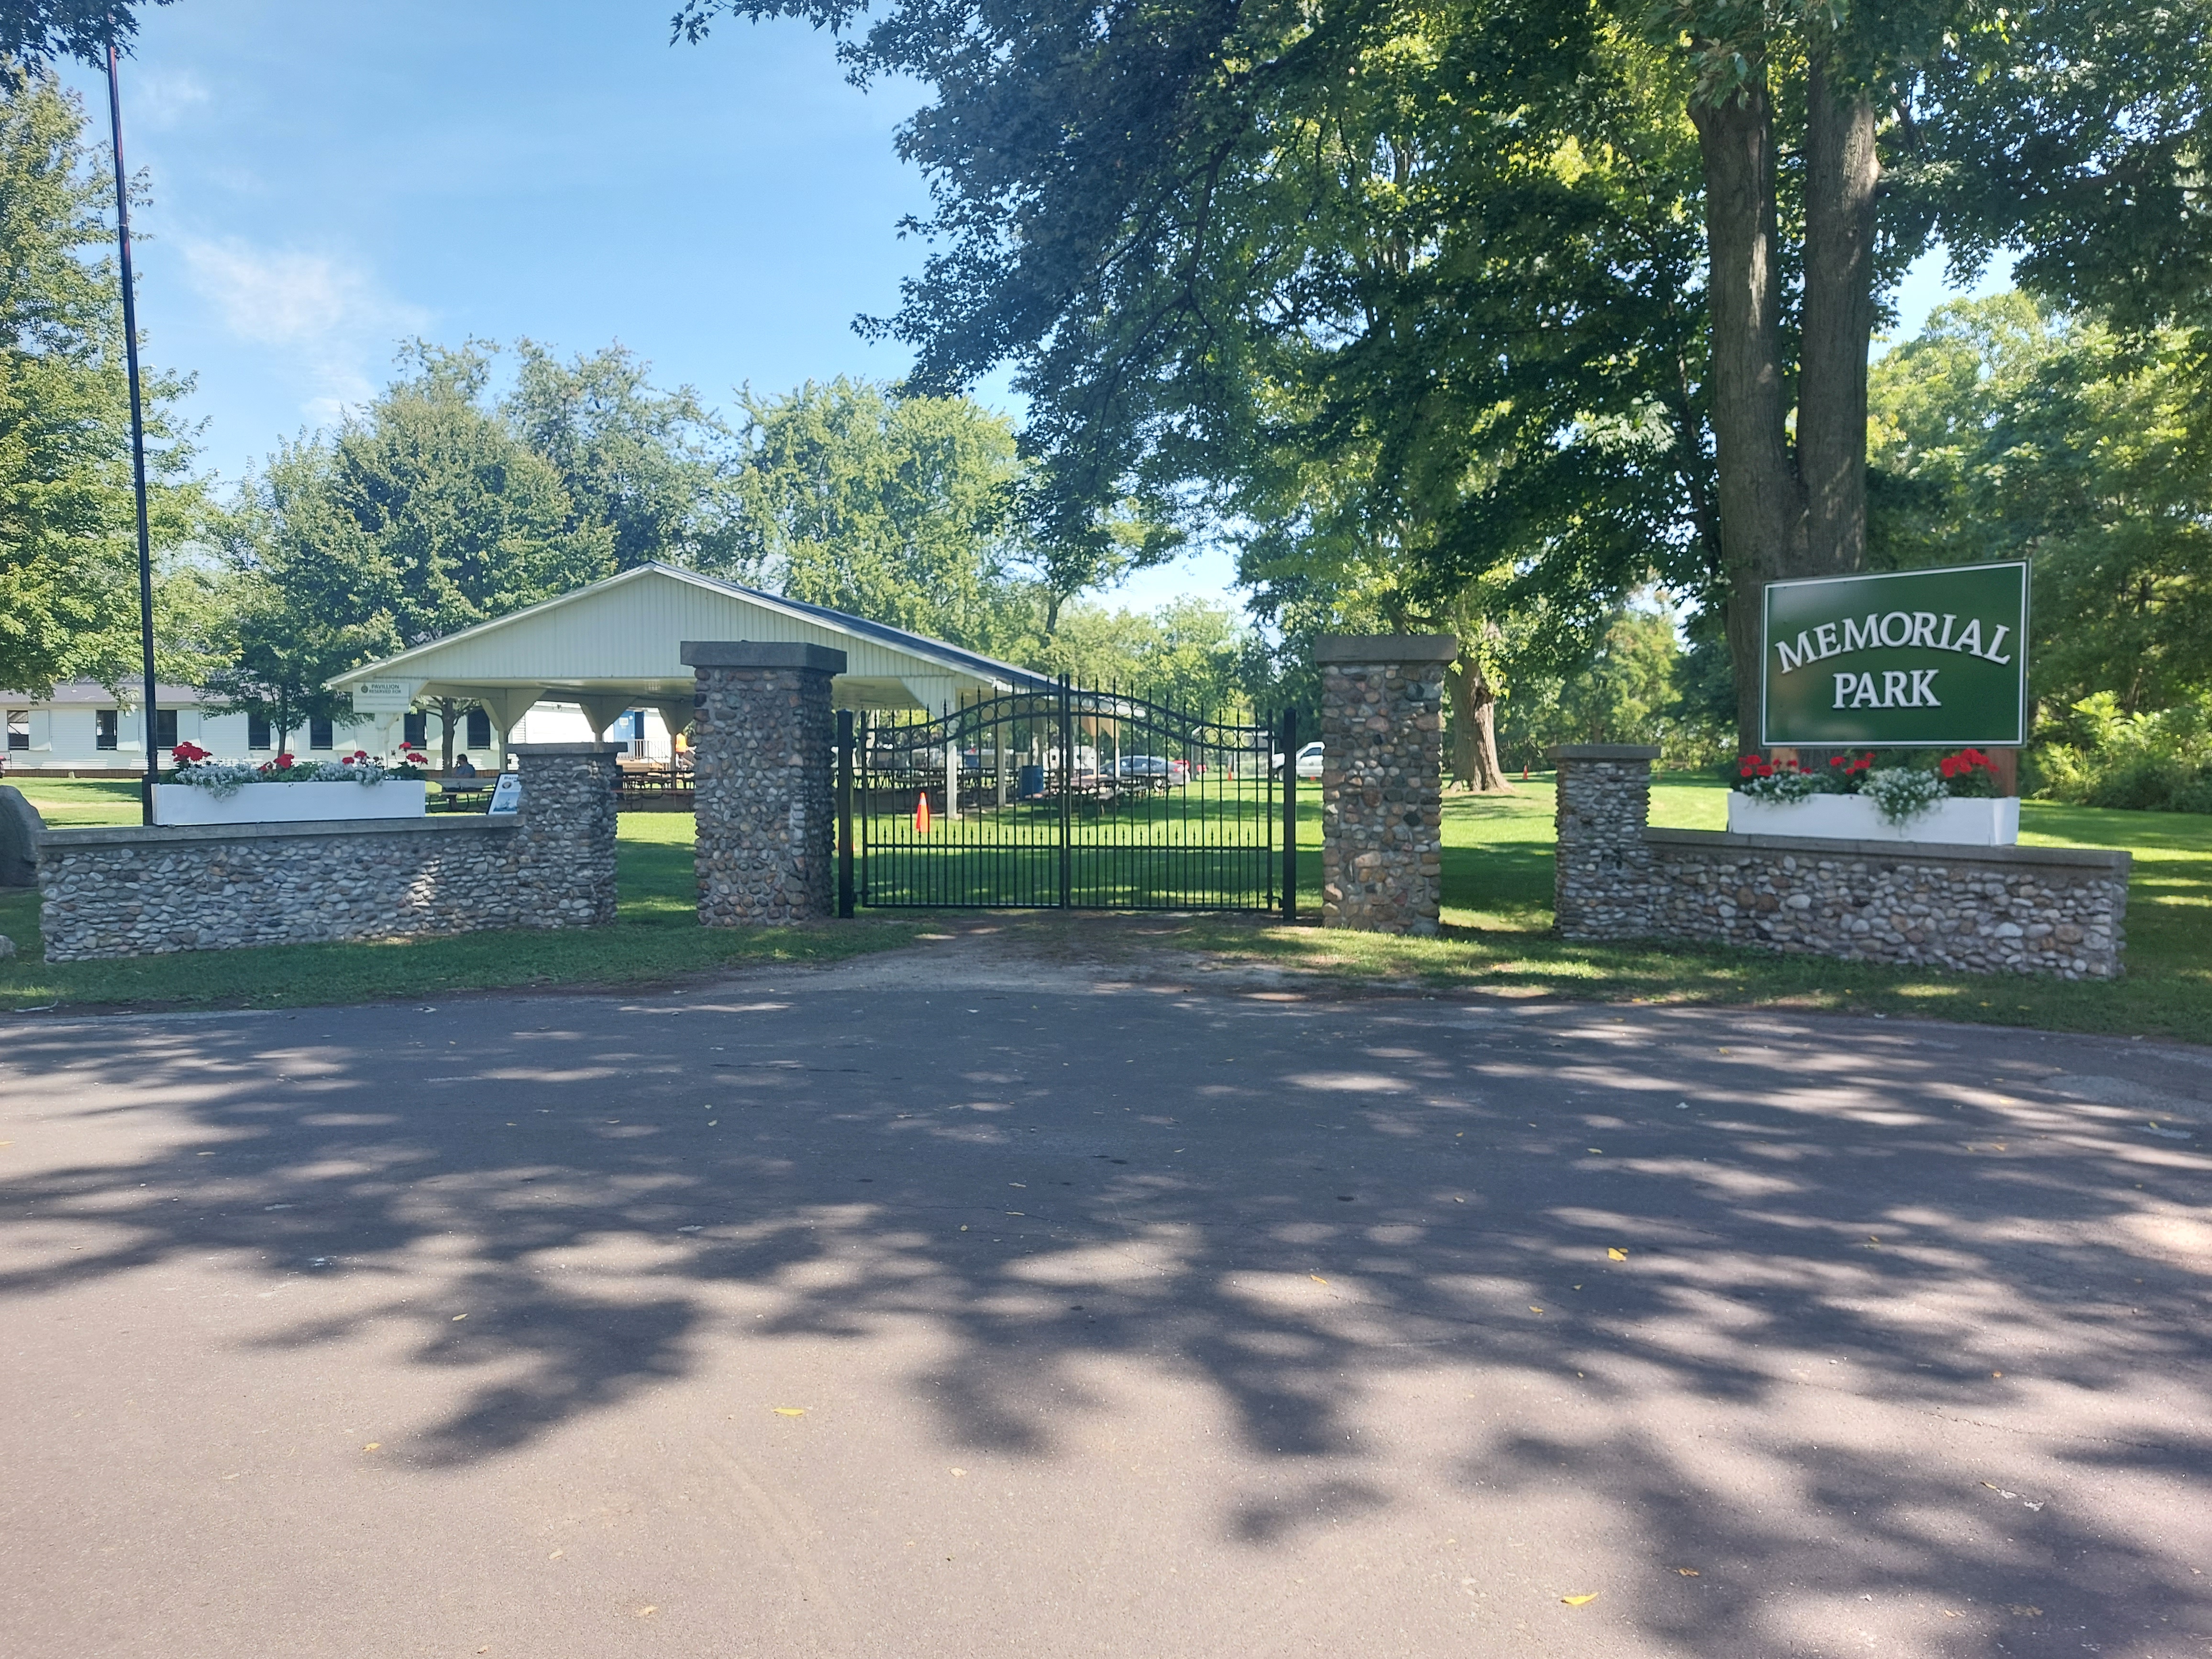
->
2, 988, 2207, 1652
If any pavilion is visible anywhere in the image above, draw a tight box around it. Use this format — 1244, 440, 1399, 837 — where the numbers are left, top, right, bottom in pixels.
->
325, 563, 1054, 749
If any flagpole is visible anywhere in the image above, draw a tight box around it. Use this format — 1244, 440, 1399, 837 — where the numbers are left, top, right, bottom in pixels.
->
105, 22, 160, 826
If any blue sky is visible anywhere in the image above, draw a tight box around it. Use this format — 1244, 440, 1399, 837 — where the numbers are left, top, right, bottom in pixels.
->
64, 0, 2009, 613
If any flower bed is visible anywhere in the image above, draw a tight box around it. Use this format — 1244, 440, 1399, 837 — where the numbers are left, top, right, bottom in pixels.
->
1726, 747, 2014, 843
1725, 791, 2020, 844
152, 743, 430, 825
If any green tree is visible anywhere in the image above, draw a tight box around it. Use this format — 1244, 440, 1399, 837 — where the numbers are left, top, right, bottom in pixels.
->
1869, 293, 2212, 719
504, 340, 750, 576
1493, 602, 1718, 769
0, 66, 199, 697
215, 344, 612, 761
683, 0, 2212, 747
1039, 596, 1250, 714
0, 1, 173, 66
730, 377, 1035, 656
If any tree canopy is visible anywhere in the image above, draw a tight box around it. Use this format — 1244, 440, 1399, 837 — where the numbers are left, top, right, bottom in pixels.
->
0, 66, 198, 698
679, 0, 2212, 746
1869, 292, 2212, 719
209, 345, 612, 743
0, 0, 173, 66
729, 376, 1036, 656
503, 340, 747, 575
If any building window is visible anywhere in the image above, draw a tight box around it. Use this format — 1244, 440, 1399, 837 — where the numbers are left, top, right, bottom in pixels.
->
403, 711, 427, 748
96, 709, 118, 751
308, 717, 334, 751
247, 714, 271, 751
5, 711, 25, 752
466, 708, 491, 749
155, 709, 178, 750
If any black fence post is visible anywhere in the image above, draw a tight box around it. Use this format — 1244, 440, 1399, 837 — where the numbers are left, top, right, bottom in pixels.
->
1280, 707, 1298, 924
1058, 673, 1073, 908
837, 708, 855, 918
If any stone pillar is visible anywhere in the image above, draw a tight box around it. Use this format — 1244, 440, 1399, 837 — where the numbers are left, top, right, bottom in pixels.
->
1316, 635, 1457, 934
509, 742, 622, 927
684, 641, 847, 926
1550, 744, 1659, 941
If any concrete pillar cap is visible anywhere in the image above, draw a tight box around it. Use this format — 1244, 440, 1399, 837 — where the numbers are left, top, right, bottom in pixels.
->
682, 641, 849, 674
1314, 634, 1459, 665
1548, 744, 1661, 761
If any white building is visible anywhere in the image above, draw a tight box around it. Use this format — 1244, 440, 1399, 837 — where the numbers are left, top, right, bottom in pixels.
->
6, 564, 1049, 778
3, 680, 249, 776
0, 678, 518, 775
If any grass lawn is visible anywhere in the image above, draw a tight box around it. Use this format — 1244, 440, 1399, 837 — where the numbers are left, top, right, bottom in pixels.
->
3, 773, 2208, 1041
0, 784, 919, 1012
1168, 771, 2212, 1044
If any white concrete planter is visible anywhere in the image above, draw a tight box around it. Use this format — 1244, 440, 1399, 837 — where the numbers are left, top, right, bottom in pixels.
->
153, 780, 428, 825
1727, 791, 2019, 845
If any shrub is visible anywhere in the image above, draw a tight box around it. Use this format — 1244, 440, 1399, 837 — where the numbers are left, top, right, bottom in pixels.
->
2029, 694, 2212, 814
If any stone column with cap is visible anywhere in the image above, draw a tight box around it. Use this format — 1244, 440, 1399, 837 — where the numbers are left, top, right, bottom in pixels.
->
1549, 743, 1659, 940
509, 742, 623, 927
684, 641, 846, 926
1316, 635, 1457, 935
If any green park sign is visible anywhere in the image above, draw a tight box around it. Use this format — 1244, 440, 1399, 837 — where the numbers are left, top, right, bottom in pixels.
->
1762, 562, 2029, 747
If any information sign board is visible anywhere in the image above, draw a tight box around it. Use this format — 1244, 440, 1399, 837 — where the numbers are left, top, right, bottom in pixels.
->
1762, 563, 2028, 747
349, 678, 420, 715
487, 774, 521, 815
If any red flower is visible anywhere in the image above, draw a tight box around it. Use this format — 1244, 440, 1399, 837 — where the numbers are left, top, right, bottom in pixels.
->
1756, 762, 1775, 777
275, 752, 295, 767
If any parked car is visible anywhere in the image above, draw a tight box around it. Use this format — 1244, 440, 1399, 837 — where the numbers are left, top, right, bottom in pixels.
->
1293, 741, 1324, 780
1113, 753, 1188, 785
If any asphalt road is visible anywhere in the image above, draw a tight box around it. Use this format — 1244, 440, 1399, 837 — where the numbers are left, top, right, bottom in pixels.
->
2, 947, 2208, 1658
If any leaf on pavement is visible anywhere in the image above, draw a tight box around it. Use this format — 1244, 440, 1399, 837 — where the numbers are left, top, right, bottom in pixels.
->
1561, 1593, 1597, 1606
1607, 1248, 1627, 1261
773, 1407, 807, 1417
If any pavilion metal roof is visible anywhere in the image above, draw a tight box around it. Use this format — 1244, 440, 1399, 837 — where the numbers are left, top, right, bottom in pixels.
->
325, 563, 1055, 736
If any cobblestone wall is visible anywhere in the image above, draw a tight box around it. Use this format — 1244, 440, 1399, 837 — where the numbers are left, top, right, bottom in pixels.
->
685, 641, 845, 926
34, 744, 620, 961
1316, 636, 1457, 935
1550, 745, 2131, 980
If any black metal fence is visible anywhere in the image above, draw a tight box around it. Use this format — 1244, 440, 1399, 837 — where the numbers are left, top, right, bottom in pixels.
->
840, 679, 1295, 915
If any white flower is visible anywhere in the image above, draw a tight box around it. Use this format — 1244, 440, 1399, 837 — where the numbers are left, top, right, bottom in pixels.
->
1862, 765, 1943, 825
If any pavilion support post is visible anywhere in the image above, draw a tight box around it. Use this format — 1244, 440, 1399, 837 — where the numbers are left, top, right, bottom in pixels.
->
683, 641, 847, 927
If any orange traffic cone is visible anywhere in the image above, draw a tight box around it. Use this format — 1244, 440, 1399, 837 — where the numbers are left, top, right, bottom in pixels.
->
915, 791, 933, 835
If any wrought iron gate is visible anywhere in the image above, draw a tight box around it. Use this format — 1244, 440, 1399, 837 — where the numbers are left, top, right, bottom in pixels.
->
839, 680, 1295, 915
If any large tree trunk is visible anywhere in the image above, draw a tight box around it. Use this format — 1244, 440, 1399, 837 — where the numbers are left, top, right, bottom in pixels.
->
1799, 57, 1880, 577
1692, 73, 1803, 753
437, 697, 457, 772
1449, 656, 1513, 793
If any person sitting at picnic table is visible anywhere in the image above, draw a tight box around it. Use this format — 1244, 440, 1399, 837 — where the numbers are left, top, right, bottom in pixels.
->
450, 754, 478, 778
